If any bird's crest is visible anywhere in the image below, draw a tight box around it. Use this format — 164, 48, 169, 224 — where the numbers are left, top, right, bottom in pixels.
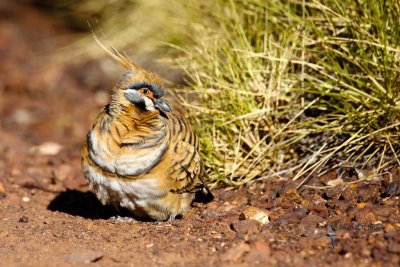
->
92, 31, 143, 73
90, 27, 164, 89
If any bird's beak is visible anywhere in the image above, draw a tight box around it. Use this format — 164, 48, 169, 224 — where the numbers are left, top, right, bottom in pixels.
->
154, 98, 172, 113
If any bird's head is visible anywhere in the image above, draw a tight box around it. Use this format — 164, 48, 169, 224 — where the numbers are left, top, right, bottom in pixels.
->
94, 35, 172, 115
111, 69, 172, 115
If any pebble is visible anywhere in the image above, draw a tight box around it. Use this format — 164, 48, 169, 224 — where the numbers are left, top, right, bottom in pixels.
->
384, 224, 395, 233
0, 231, 9, 237
231, 220, 261, 236
326, 178, 344, 187
18, 215, 29, 223
30, 142, 63, 156
241, 206, 270, 224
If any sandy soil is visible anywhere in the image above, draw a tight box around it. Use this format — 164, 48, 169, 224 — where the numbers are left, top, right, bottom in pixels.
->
0, 1, 399, 266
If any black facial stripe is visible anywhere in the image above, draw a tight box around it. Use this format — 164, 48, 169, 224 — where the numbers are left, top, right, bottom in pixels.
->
127, 82, 165, 98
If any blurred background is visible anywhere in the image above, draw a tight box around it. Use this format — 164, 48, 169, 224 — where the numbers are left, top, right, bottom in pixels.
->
1, 0, 399, 188
0, 0, 191, 149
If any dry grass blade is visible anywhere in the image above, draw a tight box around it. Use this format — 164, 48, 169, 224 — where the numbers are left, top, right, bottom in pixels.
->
175, 0, 400, 187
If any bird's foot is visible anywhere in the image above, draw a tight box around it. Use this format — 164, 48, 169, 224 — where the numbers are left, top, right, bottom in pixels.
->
108, 216, 137, 223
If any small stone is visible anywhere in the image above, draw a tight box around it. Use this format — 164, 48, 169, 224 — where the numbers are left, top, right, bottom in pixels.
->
30, 142, 63, 156
231, 220, 261, 236
146, 243, 154, 248
382, 182, 400, 197
357, 203, 368, 209
241, 207, 270, 224
357, 185, 380, 202
0, 231, 9, 237
324, 185, 342, 200
300, 213, 323, 227
341, 186, 357, 201
326, 178, 344, 187
11, 109, 34, 125
18, 215, 29, 223
318, 170, 337, 184
364, 212, 377, 223
311, 194, 327, 205
22, 196, 30, 203
384, 224, 395, 233
279, 183, 302, 203
342, 232, 350, 239
344, 252, 352, 258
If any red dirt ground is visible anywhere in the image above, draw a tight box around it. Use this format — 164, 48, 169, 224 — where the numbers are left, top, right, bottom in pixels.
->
0, 1, 399, 266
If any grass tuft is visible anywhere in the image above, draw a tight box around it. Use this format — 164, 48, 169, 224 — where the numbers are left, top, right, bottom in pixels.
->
176, 0, 400, 187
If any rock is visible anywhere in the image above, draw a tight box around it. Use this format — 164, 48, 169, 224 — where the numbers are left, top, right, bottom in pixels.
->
30, 142, 63, 156
341, 184, 358, 201
357, 185, 380, 203
231, 220, 261, 236
279, 183, 302, 204
221, 242, 250, 262
310, 194, 327, 205
241, 207, 270, 224
318, 170, 337, 184
300, 213, 323, 227
18, 215, 29, 223
354, 208, 377, 224
11, 108, 35, 125
65, 250, 104, 264
326, 178, 344, 187
356, 203, 368, 209
384, 224, 395, 233
365, 212, 377, 223
220, 214, 240, 227
382, 182, 400, 197
0, 231, 9, 237
324, 185, 343, 200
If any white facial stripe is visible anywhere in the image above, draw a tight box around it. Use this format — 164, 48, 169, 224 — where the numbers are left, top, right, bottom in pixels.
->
143, 95, 155, 111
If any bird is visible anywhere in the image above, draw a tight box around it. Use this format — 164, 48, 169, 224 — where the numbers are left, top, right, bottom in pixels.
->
81, 40, 212, 221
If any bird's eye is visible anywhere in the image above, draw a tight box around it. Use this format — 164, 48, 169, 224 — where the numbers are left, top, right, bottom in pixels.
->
139, 88, 149, 95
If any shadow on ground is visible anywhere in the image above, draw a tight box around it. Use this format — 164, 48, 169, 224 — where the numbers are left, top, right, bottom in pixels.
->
47, 189, 119, 219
